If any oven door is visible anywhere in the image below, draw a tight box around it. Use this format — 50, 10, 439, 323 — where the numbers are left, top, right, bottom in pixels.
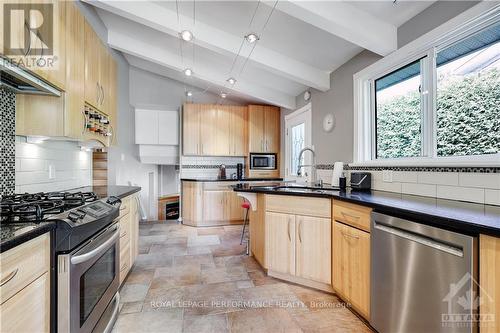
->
250, 154, 276, 170
58, 222, 120, 333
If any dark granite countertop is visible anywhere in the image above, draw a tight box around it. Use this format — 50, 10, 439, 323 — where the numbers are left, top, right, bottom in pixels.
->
0, 185, 141, 253
233, 183, 500, 237
68, 185, 141, 199
0, 222, 56, 253
181, 178, 283, 182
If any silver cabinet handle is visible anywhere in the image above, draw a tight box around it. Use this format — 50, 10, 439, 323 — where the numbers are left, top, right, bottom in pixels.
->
101, 84, 105, 105
0, 268, 18, 287
287, 218, 291, 241
341, 211, 361, 220
298, 219, 303, 243
71, 225, 120, 265
96, 82, 100, 105
341, 231, 359, 239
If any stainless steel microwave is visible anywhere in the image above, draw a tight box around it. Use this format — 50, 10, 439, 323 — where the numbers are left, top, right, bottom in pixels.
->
249, 153, 277, 170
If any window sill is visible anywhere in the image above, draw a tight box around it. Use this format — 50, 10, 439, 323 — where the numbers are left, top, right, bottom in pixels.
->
350, 155, 500, 168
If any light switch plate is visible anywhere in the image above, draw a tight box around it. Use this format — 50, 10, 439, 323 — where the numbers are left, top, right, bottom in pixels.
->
48, 164, 56, 179
383, 170, 393, 183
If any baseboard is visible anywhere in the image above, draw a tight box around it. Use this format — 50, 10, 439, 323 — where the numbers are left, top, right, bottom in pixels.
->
268, 270, 334, 293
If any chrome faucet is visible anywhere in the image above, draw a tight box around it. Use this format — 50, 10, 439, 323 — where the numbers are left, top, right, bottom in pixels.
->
297, 147, 321, 187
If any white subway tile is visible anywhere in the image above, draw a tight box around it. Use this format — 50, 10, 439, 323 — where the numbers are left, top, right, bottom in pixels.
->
16, 171, 50, 185
402, 183, 437, 197
393, 171, 418, 183
485, 190, 500, 206
20, 158, 47, 172
418, 172, 459, 186
459, 173, 500, 189
15, 159, 20, 171
436, 185, 485, 204
372, 181, 402, 193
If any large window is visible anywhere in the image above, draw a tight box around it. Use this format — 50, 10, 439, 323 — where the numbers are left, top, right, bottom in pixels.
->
355, 14, 500, 166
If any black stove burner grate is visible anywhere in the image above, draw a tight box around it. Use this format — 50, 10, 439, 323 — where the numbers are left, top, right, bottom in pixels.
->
0, 191, 99, 223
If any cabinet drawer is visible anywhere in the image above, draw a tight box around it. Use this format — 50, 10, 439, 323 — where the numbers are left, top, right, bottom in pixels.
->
266, 195, 331, 218
203, 182, 237, 191
119, 242, 131, 285
0, 233, 50, 303
332, 200, 372, 233
119, 215, 131, 245
249, 170, 280, 178
119, 197, 131, 217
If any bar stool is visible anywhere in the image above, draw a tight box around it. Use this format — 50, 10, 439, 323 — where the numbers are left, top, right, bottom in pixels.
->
240, 201, 251, 245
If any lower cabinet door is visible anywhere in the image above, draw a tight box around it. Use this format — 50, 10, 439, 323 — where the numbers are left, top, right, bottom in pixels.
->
203, 191, 226, 222
265, 212, 295, 275
0, 272, 50, 333
295, 215, 332, 284
227, 191, 245, 221
332, 221, 371, 319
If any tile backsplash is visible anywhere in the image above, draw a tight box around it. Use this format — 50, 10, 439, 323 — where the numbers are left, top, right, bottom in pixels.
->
15, 138, 92, 193
0, 88, 16, 196
316, 168, 500, 206
180, 156, 245, 179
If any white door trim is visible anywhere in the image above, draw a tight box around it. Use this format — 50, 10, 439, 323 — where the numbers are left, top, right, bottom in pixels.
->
285, 103, 312, 181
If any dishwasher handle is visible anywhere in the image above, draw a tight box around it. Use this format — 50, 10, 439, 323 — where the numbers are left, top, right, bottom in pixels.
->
373, 222, 464, 257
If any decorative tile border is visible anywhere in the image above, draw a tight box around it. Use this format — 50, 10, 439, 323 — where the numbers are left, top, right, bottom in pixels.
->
181, 164, 241, 169
1, 88, 15, 196
316, 164, 500, 173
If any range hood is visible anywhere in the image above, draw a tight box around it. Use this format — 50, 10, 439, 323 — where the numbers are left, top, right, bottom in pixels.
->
0, 56, 61, 96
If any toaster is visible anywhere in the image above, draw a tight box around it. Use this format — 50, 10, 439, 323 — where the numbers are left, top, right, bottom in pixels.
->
350, 172, 371, 190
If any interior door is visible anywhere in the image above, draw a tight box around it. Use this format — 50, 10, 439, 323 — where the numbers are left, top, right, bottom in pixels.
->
265, 212, 295, 275
285, 105, 312, 180
332, 221, 370, 319
295, 215, 332, 284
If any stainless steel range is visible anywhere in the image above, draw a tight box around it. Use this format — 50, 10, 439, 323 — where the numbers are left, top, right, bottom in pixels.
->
0, 192, 122, 333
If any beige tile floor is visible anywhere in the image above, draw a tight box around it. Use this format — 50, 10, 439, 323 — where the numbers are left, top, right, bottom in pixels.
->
113, 220, 373, 333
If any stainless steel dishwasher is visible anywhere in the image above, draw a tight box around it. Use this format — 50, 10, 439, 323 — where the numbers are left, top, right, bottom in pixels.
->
371, 212, 477, 333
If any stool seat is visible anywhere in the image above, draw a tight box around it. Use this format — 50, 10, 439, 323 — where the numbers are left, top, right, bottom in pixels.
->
241, 202, 251, 209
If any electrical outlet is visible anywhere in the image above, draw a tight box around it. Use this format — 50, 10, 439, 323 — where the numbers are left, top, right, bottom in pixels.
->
383, 170, 393, 183
48, 164, 56, 179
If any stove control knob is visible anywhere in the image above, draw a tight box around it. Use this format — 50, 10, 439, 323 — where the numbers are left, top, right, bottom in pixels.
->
68, 212, 80, 222
76, 209, 87, 219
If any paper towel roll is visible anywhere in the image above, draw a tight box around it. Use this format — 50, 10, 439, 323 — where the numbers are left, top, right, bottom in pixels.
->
331, 162, 344, 187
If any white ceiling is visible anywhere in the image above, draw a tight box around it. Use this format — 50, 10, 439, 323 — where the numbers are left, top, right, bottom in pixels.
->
84, 0, 437, 109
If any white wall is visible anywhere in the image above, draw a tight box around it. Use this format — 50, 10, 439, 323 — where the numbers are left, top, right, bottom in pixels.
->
15, 139, 92, 193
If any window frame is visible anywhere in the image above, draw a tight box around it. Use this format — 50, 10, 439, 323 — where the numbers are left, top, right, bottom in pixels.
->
353, 3, 500, 167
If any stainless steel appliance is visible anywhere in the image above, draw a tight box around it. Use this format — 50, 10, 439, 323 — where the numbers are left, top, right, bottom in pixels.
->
371, 212, 477, 333
0, 55, 61, 96
249, 153, 276, 170
0, 191, 122, 333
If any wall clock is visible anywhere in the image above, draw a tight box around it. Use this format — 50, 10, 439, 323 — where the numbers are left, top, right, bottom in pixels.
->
323, 113, 335, 132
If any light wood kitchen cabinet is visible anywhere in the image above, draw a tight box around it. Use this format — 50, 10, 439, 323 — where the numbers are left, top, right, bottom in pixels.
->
118, 192, 141, 285
108, 56, 118, 145
182, 181, 245, 226
332, 221, 371, 320
98, 43, 110, 114
183, 104, 202, 155
250, 194, 267, 268
266, 212, 296, 276
84, 20, 101, 109
248, 105, 280, 153
296, 215, 332, 284
333, 199, 372, 233
183, 104, 248, 156
0, 233, 51, 333
480, 234, 500, 333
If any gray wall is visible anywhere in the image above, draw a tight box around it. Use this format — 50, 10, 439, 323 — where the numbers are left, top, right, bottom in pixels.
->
280, 50, 381, 174
397, 1, 478, 48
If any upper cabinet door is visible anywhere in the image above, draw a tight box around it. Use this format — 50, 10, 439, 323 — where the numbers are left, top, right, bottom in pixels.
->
214, 106, 231, 156
158, 111, 179, 145
84, 21, 100, 109
135, 109, 159, 144
108, 56, 118, 145
248, 105, 265, 153
199, 105, 218, 155
264, 106, 280, 153
183, 104, 201, 155
230, 106, 248, 156
99, 43, 110, 113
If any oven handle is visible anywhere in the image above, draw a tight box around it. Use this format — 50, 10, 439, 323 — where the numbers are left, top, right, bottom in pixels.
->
71, 225, 120, 265
103, 292, 120, 333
